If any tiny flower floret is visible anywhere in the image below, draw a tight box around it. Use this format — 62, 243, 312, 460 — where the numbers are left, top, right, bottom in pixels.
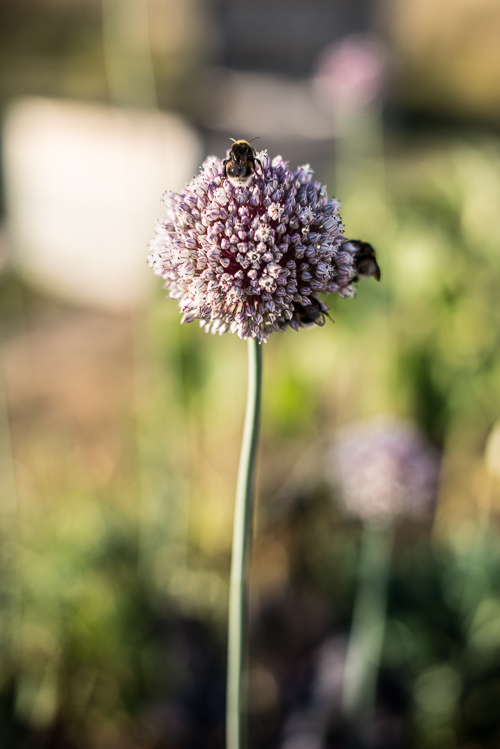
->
148, 150, 359, 342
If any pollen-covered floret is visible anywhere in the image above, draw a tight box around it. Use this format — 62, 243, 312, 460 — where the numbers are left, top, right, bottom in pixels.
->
148, 150, 360, 342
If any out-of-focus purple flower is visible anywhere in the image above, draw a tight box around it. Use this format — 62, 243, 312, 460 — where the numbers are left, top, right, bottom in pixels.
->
148, 149, 362, 342
314, 34, 389, 111
327, 416, 441, 521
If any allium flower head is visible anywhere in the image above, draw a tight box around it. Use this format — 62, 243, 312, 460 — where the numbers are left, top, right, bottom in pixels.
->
327, 416, 441, 522
148, 147, 362, 342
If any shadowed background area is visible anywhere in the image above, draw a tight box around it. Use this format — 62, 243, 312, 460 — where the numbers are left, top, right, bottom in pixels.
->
1, 1, 500, 747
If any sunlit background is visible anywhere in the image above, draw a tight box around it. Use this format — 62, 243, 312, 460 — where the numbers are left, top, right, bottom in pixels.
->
1, 1, 500, 747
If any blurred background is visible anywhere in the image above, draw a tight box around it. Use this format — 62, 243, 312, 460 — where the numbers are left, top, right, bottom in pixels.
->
1, 0, 500, 747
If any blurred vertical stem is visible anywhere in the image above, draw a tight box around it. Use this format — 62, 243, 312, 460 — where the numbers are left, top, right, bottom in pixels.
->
0, 349, 20, 667
227, 338, 263, 749
342, 520, 393, 734
101, 0, 158, 108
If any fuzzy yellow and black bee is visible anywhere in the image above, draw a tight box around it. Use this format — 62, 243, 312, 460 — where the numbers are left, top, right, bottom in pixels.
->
291, 296, 331, 329
341, 239, 381, 283
223, 138, 262, 187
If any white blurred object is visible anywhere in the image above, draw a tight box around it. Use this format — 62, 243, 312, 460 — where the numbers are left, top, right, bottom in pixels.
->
3, 98, 201, 310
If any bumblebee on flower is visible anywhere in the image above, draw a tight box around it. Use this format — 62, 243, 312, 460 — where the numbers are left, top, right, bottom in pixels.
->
148, 140, 379, 342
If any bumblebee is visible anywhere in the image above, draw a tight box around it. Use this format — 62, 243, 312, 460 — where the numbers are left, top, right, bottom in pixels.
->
291, 296, 331, 329
341, 239, 381, 283
223, 138, 262, 187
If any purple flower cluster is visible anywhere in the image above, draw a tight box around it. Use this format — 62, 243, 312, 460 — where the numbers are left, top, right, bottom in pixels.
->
148, 149, 359, 342
327, 416, 441, 522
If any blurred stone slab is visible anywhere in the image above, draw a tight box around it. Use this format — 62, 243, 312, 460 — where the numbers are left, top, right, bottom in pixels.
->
201, 67, 334, 141
3, 98, 201, 310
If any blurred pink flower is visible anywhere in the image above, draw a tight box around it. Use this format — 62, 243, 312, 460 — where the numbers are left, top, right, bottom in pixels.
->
314, 34, 389, 110
327, 416, 441, 521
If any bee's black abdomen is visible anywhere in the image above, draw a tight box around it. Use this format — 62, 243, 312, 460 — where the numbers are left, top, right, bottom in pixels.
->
341, 239, 381, 283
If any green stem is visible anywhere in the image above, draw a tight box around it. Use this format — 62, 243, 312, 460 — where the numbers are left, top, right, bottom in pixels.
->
226, 337, 263, 749
341, 520, 393, 728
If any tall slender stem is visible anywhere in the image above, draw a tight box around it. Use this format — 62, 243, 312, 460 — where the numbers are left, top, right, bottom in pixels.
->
226, 338, 263, 749
342, 520, 393, 732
